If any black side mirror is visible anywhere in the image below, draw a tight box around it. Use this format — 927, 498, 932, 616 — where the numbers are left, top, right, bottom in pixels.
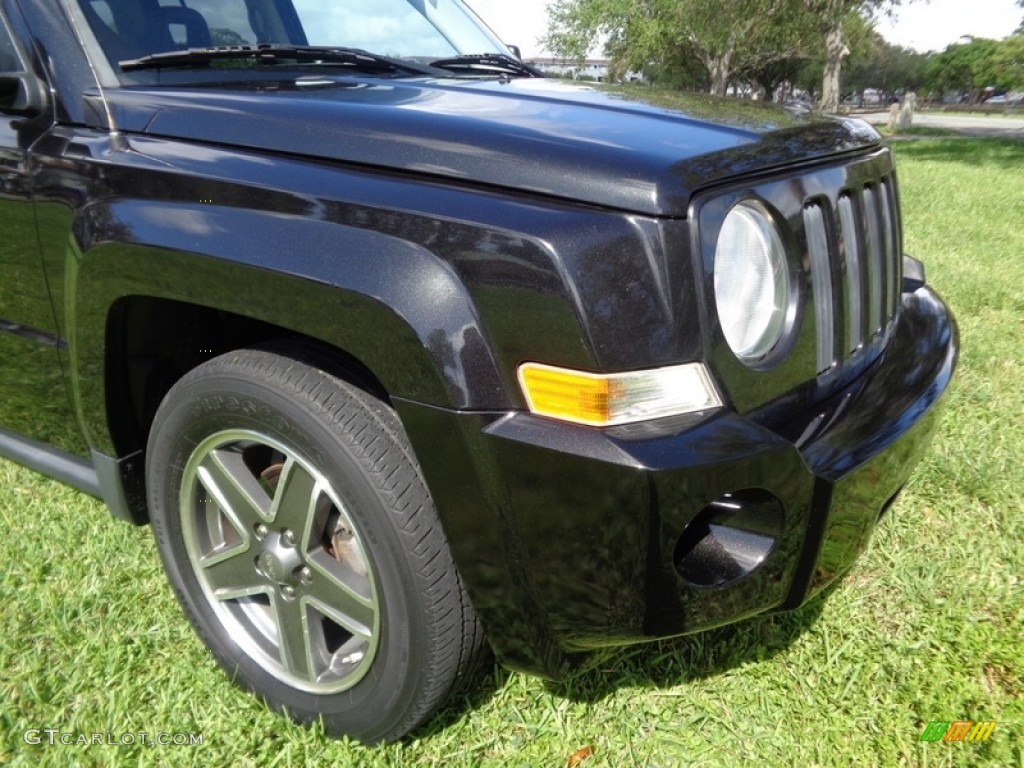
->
507, 45, 522, 61
0, 71, 46, 115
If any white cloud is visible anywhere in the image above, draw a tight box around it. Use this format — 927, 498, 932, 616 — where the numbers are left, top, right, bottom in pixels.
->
465, 0, 552, 57
873, 0, 1021, 52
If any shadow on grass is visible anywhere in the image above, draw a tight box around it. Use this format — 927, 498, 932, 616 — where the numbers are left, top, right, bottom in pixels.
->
545, 585, 836, 704
880, 126, 962, 139
890, 137, 1024, 169
415, 582, 840, 735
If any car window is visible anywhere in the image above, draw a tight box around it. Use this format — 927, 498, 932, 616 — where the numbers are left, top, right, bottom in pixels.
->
154, 0, 262, 47
290, 0, 457, 58
152, 0, 456, 55
77, 0, 504, 79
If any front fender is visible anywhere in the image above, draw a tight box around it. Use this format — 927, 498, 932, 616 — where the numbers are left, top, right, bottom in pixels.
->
66, 201, 505, 453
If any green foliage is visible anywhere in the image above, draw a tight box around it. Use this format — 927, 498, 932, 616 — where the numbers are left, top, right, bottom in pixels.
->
992, 34, 1024, 90
209, 28, 250, 47
544, 0, 821, 95
543, 0, 1024, 107
926, 38, 1001, 102
544, 0, 908, 108
794, 11, 874, 99
642, 46, 711, 91
843, 32, 929, 94
731, 0, 828, 96
800, 0, 904, 111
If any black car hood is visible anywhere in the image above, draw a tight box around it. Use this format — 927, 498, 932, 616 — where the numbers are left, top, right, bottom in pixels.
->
100, 77, 881, 216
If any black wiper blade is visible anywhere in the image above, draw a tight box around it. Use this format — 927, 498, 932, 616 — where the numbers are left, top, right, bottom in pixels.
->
120, 44, 443, 76
428, 54, 544, 79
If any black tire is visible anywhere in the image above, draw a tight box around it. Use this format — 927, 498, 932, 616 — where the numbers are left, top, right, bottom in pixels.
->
146, 347, 484, 743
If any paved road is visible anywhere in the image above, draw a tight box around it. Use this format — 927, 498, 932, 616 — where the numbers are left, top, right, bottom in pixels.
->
856, 111, 1024, 140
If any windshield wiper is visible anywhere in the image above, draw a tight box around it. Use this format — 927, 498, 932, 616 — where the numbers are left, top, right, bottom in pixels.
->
428, 54, 543, 79
120, 44, 444, 76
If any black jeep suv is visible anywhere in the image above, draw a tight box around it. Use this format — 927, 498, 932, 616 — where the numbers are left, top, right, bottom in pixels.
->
0, 0, 956, 743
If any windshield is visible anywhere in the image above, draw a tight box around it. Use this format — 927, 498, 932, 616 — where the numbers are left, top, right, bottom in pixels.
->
75, 0, 512, 80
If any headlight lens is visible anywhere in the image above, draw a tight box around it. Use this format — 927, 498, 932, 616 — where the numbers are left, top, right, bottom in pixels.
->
714, 201, 791, 363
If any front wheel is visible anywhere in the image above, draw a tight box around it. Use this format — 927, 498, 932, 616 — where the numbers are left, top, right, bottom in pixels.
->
146, 348, 484, 742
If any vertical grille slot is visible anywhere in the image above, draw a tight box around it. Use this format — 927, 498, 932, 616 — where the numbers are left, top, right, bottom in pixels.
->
837, 194, 864, 354
810, 169, 902, 379
863, 185, 886, 336
804, 202, 835, 374
879, 177, 902, 319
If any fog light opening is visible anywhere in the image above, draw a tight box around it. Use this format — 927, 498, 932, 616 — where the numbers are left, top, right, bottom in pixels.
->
673, 489, 784, 588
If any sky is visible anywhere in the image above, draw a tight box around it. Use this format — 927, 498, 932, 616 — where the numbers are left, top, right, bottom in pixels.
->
466, 0, 1024, 59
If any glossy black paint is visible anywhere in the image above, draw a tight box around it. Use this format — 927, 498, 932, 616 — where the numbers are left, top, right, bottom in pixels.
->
400, 284, 954, 676
0, 0, 957, 681
0, 2, 88, 456
692, 149, 903, 415
96, 81, 882, 217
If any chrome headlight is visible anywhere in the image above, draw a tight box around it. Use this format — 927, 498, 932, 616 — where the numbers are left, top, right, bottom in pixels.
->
714, 201, 791, 364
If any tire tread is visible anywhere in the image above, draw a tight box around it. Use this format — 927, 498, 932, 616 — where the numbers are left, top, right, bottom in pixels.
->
149, 347, 485, 742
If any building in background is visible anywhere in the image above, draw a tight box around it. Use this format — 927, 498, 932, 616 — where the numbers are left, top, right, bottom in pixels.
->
528, 57, 643, 83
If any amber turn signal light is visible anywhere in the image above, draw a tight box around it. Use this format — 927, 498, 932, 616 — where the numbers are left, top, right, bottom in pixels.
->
517, 362, 722, 427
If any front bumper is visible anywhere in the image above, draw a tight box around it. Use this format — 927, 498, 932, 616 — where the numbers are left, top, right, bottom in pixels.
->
397, 283, 957, 679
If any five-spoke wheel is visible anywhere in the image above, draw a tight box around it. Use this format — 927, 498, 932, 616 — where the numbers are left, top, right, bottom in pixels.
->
181, 429, 379, 692
147, 348, 483, 742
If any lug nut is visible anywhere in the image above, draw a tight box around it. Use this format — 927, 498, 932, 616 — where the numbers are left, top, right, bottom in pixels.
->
299, 567, 313, 584
281, 585, 296, 599
281, 529, 296, 548
254, 524, 268, 540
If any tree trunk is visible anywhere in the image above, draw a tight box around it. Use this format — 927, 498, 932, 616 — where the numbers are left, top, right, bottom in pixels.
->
819, 17, 848, 113
706, 50, 733, 97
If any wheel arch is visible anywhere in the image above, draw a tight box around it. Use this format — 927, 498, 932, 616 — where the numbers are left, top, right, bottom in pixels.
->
62, 194, 511, 428
103, 294, 391, 456
64, 210, 509, 442
66, 233, 505, 521
93, 289, 402, 524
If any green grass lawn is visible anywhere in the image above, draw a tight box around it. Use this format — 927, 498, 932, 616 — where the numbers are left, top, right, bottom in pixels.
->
2, 138, 1022, 767
877, 125, 964, 139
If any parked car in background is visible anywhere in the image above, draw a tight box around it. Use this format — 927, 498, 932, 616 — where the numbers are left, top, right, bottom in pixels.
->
985, 92, 1024, 106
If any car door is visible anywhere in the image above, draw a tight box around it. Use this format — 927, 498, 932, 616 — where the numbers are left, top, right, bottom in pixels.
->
0, 8, 86, 456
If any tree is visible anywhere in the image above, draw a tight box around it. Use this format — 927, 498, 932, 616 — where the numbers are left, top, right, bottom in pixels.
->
642, 39, 711, 90
545, 0, 908, 110
926, 38, 1000, 103
544, 0, 817, 96
802, 0, 906, 112
737, 53, 809, 100
543, 0, 666, 77
992, 33, 1024, 91
210, 28, 251, 46
836, 23, 928, 102
731, 1, 823, 98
